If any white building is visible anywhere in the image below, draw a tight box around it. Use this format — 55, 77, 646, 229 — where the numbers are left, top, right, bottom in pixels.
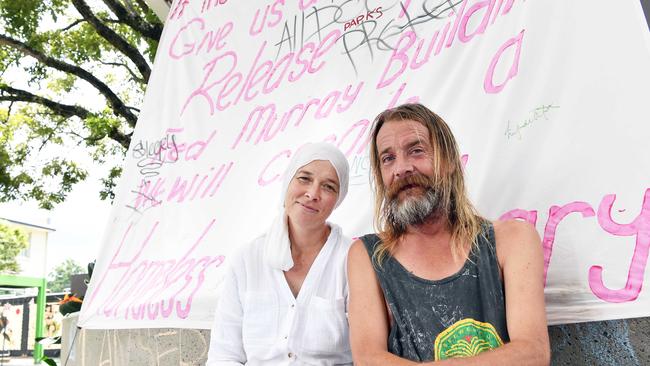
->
0, 217, 55, 279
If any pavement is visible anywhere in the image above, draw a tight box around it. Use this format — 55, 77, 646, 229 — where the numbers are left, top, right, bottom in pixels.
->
0, 357, 61, 366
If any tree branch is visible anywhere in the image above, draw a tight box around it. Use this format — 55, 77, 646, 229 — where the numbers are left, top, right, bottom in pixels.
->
98, 60, 144, 83
0, 84, 91, 118
71, 0, 152, 82
37, 119, 66, 152
2, 101, 14, 124
108, 128, 132, 149
60, 19, 86, 32
0, 33, 139, 127
80, 127, 132, 149
0, 85, 132, 149
101, 0, 163, 41
132, 0, 153, 15
98, 17, 122, 24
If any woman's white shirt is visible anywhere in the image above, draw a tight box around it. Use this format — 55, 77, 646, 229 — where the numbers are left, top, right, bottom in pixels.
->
207, 224, 353, 366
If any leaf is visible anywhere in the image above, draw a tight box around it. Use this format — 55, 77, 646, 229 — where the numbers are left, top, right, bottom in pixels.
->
36, 336, 61, 346
40, 356, 58, 366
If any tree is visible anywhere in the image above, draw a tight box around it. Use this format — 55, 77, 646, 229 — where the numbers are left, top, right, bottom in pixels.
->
47, 258, 85, 292
0, 0, 164, 209
0, 220, 29, 273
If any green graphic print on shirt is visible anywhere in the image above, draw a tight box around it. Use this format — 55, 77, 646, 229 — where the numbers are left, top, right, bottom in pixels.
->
434, 318, 504, 360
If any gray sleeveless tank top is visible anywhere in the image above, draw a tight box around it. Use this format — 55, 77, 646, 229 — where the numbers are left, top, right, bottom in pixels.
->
360, 223, 509, 361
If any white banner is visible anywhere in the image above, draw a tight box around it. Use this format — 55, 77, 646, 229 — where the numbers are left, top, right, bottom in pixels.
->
78, 0, 650, 329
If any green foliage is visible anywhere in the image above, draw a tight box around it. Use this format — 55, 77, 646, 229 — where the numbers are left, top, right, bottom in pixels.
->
100, 166, 122, 201
47, 258, 85, 292
85, 109, 121, 140
45, 22, 107, 63
0, 108, 89, 209
46, 74, 77, 94
0, 0, 45, 37
0, 0, 163, 209
38, 355, 59, 366
0, 220, 29, 273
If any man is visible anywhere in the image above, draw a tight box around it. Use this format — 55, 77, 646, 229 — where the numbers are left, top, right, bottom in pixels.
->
348, 103, 550, 365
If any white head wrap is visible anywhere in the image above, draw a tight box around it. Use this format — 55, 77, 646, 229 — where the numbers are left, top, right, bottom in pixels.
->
264, 142, 350, 270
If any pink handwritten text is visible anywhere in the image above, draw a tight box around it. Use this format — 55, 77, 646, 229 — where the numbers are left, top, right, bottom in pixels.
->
130, 161, 234, 212
502, 188, 650, 303
376, 0, 521, 91
86, 219, 225, 321
230, 82, 364, 150
249, 0, 285, 36
168, 17, 233, 60
590, 189, 650, 303
181, 29, 341, 116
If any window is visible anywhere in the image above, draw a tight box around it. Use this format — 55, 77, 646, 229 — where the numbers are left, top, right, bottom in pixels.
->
18, 232, 32, 258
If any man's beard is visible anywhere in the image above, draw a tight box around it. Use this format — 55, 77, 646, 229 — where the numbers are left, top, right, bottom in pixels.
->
385, 174, 442, 232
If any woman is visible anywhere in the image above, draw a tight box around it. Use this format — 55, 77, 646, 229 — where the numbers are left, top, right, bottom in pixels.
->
207, 142, 352, 365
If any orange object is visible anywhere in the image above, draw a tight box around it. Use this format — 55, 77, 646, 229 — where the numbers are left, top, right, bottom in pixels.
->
59, 294, 83, 304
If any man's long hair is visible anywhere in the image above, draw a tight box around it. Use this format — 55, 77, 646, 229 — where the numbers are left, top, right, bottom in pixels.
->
369, 103, 486, 266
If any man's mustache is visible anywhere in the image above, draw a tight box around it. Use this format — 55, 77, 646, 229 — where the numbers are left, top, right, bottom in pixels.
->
386, 174, 435, 201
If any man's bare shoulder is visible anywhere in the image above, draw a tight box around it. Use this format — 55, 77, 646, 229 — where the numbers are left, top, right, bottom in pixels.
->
349, 238, 366, 256
492, 219, 542, 266
493, 219, 539, 239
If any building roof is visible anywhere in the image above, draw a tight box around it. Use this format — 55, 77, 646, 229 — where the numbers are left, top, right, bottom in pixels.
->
0, 217, 56, 232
